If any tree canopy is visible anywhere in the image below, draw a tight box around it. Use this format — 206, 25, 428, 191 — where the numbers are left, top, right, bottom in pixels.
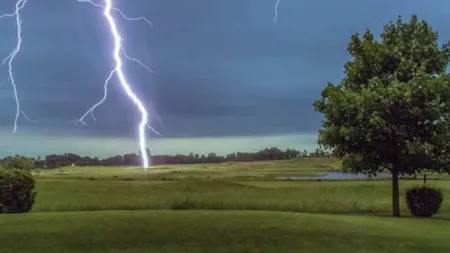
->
313, 15, 450, 216
0, 156, 35, 171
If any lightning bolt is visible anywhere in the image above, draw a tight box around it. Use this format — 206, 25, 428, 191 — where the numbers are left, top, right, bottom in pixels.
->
0, 0, 281, 168
122, 48, 155, 74
273, 0, 281, 22
20, 110, 38, 123
72, 0, 155, 168
72, 69, 115, 126
74, 0, 153, 26
0, 0, 29, 133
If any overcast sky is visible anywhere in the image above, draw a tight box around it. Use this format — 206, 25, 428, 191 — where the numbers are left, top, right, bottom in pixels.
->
0, 0, 449, 157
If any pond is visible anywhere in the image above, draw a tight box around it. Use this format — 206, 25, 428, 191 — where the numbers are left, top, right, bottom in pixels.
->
276, 172, 404, 181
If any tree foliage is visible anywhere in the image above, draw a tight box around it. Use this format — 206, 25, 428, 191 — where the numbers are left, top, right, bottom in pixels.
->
0, 148, 330, 169
313, 15, 450, 216
0, 169, 36, 214
1, 156, 35, 170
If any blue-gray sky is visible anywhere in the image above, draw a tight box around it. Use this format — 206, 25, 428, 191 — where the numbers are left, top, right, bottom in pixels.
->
1, 0, 449, 157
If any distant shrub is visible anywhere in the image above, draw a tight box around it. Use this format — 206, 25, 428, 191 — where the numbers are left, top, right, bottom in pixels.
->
0, 169, 37, 214
406, 185, 443, 217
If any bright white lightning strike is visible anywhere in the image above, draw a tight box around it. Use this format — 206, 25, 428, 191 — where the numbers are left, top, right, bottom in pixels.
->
71, 49, 154, 127
122, 48, 155, 74
73, 0, 154, 168
0, 0, 28, 133
75, 0, 153, 26
0, 0, 280, 169
103, 0, 150, 168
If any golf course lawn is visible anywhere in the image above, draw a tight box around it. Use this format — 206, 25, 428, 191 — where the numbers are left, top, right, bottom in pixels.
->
1, 210, 449, 253
1, 159, 449, 252
32, 178, 450, 215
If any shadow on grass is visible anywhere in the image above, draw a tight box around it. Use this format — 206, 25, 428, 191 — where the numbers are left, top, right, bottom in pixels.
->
369, 213, 450, 221
167, 197, 383, 215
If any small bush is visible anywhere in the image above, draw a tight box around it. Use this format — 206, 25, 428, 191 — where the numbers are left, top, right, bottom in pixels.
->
0, 169, 37, 214
406, 185, 443, 217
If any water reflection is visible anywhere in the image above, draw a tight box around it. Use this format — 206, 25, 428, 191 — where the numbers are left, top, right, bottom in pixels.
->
277, 172, 413, 181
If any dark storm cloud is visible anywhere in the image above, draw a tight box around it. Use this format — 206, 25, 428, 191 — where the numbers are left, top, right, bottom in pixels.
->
0, 0, 450, 138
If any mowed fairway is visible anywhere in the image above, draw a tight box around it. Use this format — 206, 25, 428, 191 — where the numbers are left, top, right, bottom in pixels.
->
1, 158, 450, 252
2, 211, 450, 253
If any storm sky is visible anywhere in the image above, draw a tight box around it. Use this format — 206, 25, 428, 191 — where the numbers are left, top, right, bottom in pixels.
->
1, 0, 449, 157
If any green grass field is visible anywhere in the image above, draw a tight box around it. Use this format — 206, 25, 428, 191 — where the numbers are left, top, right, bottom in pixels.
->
1, 158, 450, 252
2, 211, 449, 253
32, 157, 342, 180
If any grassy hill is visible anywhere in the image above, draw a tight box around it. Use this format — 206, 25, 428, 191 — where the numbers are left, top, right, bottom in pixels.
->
1, 210, 449, 253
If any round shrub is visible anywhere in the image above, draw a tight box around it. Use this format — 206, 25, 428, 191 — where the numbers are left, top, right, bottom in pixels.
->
0, 169, 37, 214
406, 185, 443, 217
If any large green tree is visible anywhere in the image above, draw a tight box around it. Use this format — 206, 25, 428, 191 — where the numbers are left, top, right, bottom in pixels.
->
314, 15, 450, 216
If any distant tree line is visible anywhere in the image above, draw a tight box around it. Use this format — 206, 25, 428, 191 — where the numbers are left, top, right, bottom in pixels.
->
0, 147, 331, 169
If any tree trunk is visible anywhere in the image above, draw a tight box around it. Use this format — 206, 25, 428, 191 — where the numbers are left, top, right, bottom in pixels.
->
392, 168, 400, 217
